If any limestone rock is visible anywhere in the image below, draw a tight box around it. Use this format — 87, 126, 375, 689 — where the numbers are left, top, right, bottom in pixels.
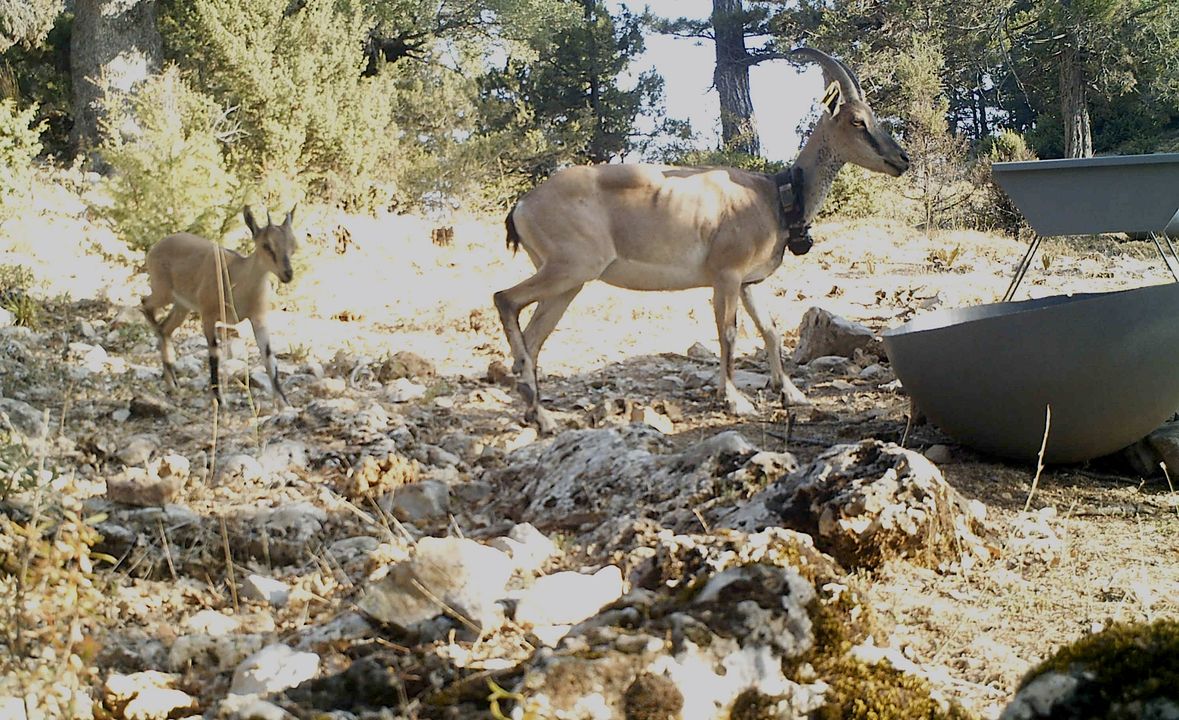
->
793, 307, 878, 364
514, 565, 624, 628
106, 470, 182, 507
230, 644, 320, 696
722, 440, 995, 570
357, 537, 513, 636
379, 480, 450, 523
128, 394, 172, 419
103, 671, 197, 720
375, 351, 436, 381
489, 522, 559, 573
1000, 620, 1179, 720
493, 426, 796, 548
169, 633, 266, 673
0, 397, 45, 440
242, 574, 291, 607
117, 434, 159, 467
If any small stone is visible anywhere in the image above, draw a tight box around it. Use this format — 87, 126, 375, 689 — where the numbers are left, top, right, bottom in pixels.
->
858, 363, 892, 382
381, 480, 450, 523
630, 405, 674, 434
248, 368, 274, 394
425, 444, 461, 468
686, 341, 717, 361
385, 378, 427, 403
184, 609, 240, 636
514, 566, 624, 627
807, 355, 855, 375
169, 633, 266, 673
242, 574, 291, 607
376, 351, 436, 381
129, 394, 173, 418
487, 360, 514, 387
218, 454, 265, 483
357, 537, 513, 635
106, 471, 182, 507
111, 408, 131, 423
230, 644, 320, 696
489, 522, 559, 573
117, 434, 159, 467
259, 440, 310, 475
309, 377, 346, 398
0, 397, 47, 439
793, 307, 878, 363
104, 671, 197, 720
924, 444, 954, 464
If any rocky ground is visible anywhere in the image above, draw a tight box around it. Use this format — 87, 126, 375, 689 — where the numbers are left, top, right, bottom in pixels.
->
1, 175, 1177, 719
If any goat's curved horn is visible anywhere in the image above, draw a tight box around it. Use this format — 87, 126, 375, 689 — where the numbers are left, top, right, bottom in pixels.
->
789, 47, 862, 102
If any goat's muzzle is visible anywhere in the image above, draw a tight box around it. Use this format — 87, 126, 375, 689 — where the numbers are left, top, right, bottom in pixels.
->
281, 268, 294, 283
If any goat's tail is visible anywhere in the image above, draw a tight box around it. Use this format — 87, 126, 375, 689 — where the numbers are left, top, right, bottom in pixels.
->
505, 204, 521, 255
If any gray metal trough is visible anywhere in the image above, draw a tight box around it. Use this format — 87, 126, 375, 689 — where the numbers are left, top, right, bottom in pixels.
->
882, 153, 1179, 463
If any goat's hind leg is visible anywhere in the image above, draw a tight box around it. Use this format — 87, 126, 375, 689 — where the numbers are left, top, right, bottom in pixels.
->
494, 267, 586, 434
740, 284, 808, 406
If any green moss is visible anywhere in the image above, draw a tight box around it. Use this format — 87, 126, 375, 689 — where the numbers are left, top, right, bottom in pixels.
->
730, 689, 781, 720
1021, 620, 1179, 707
815, 658, 975, 720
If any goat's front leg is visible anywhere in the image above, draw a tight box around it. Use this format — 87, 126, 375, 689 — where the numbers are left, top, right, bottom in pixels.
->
740, 283, 808, 407
494, 284, 556, 434
713, 277, 757, 417
202, 316, 226, 407
250, 318, 288, 407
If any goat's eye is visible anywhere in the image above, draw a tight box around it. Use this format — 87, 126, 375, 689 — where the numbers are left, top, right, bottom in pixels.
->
851, 118, 867, 128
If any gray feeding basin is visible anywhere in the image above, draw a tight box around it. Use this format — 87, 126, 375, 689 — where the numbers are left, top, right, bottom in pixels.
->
883, 153, 1179, 463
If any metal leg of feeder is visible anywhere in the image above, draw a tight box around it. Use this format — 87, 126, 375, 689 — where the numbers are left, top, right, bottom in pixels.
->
1153, 232, 1179, 282
1002, 233, 1044, 302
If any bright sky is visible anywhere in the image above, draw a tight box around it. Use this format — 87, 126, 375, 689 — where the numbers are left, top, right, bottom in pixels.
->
611, 0, 822, 162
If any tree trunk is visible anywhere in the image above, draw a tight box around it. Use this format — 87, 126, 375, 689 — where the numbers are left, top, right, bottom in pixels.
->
583, 0, 608, 164
70, 0, 162, 153
1058, 34, 1092, 158
711, 0, 759, 156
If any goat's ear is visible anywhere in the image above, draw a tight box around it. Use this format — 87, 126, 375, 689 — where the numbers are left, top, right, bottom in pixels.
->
283, 204, 297, 227
243, 207, 261, 235
821, 80, 842, 116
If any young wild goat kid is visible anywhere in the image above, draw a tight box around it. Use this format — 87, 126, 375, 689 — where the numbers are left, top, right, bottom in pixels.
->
141, 206, 298, 406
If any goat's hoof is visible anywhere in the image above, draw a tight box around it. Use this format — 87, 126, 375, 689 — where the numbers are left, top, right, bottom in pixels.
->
780, 387, 811, 408
725, 393, 758, 418
526, 406, 560, 436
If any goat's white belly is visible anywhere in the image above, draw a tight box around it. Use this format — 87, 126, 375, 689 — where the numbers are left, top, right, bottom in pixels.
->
599, 257, 710, 291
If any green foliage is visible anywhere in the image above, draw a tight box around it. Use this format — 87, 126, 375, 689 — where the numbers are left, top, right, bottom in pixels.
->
162, 0, 399, 210
970, 129, 1037, 236
820, 165, 896, 221
0, 98, 42, 220
656, 145, 785, 175
816, 657, 975, 720
0, 0, 62, 53
0, 12, 70, 156
94, 66, 236, 253
895, 39, 970, 230
476, 1, 669, 202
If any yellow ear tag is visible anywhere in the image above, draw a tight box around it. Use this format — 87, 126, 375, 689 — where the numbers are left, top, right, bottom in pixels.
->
821, 80, 841, 115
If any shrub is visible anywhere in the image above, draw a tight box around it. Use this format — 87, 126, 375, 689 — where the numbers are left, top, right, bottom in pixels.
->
162, 0, 400, 211
94, 66, 237, 253
970, 129, 1037, 236
0, 98, 42, 221
0, 262, 37, 327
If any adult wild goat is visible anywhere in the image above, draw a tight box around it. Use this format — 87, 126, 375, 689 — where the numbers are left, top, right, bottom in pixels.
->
494, 48, 909, 433
141, 206, 298, 406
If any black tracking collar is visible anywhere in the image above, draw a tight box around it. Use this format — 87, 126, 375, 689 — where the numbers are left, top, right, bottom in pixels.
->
773, 165, 813, 256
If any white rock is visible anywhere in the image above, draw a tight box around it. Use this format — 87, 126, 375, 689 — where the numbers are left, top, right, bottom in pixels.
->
999, 672, 1080, 720
514, 566, 624, 627
0, 307, 12, 328
111, 408, 131, 423
259, 440, 309, 475
793, 306, 877, 363
0, 397, 47, 439
326, 536, 380, 566
630, 405, 674, 434
104, 671, 197, 720
217, 694, 292, 720
169, 633, 266, 673
242, 574, 291, 607
118, 434, 159, 467
358, 537, 514, 634
219, 454, 265, 483
489, 523, 559, 573
381, 480, 450, 522
183, 609, 241, 636
385, 377, 427, 403
807, 355, 855, 375
230, 644, 320, 696
924, 444, 953, 464
294, 611, 373, 651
